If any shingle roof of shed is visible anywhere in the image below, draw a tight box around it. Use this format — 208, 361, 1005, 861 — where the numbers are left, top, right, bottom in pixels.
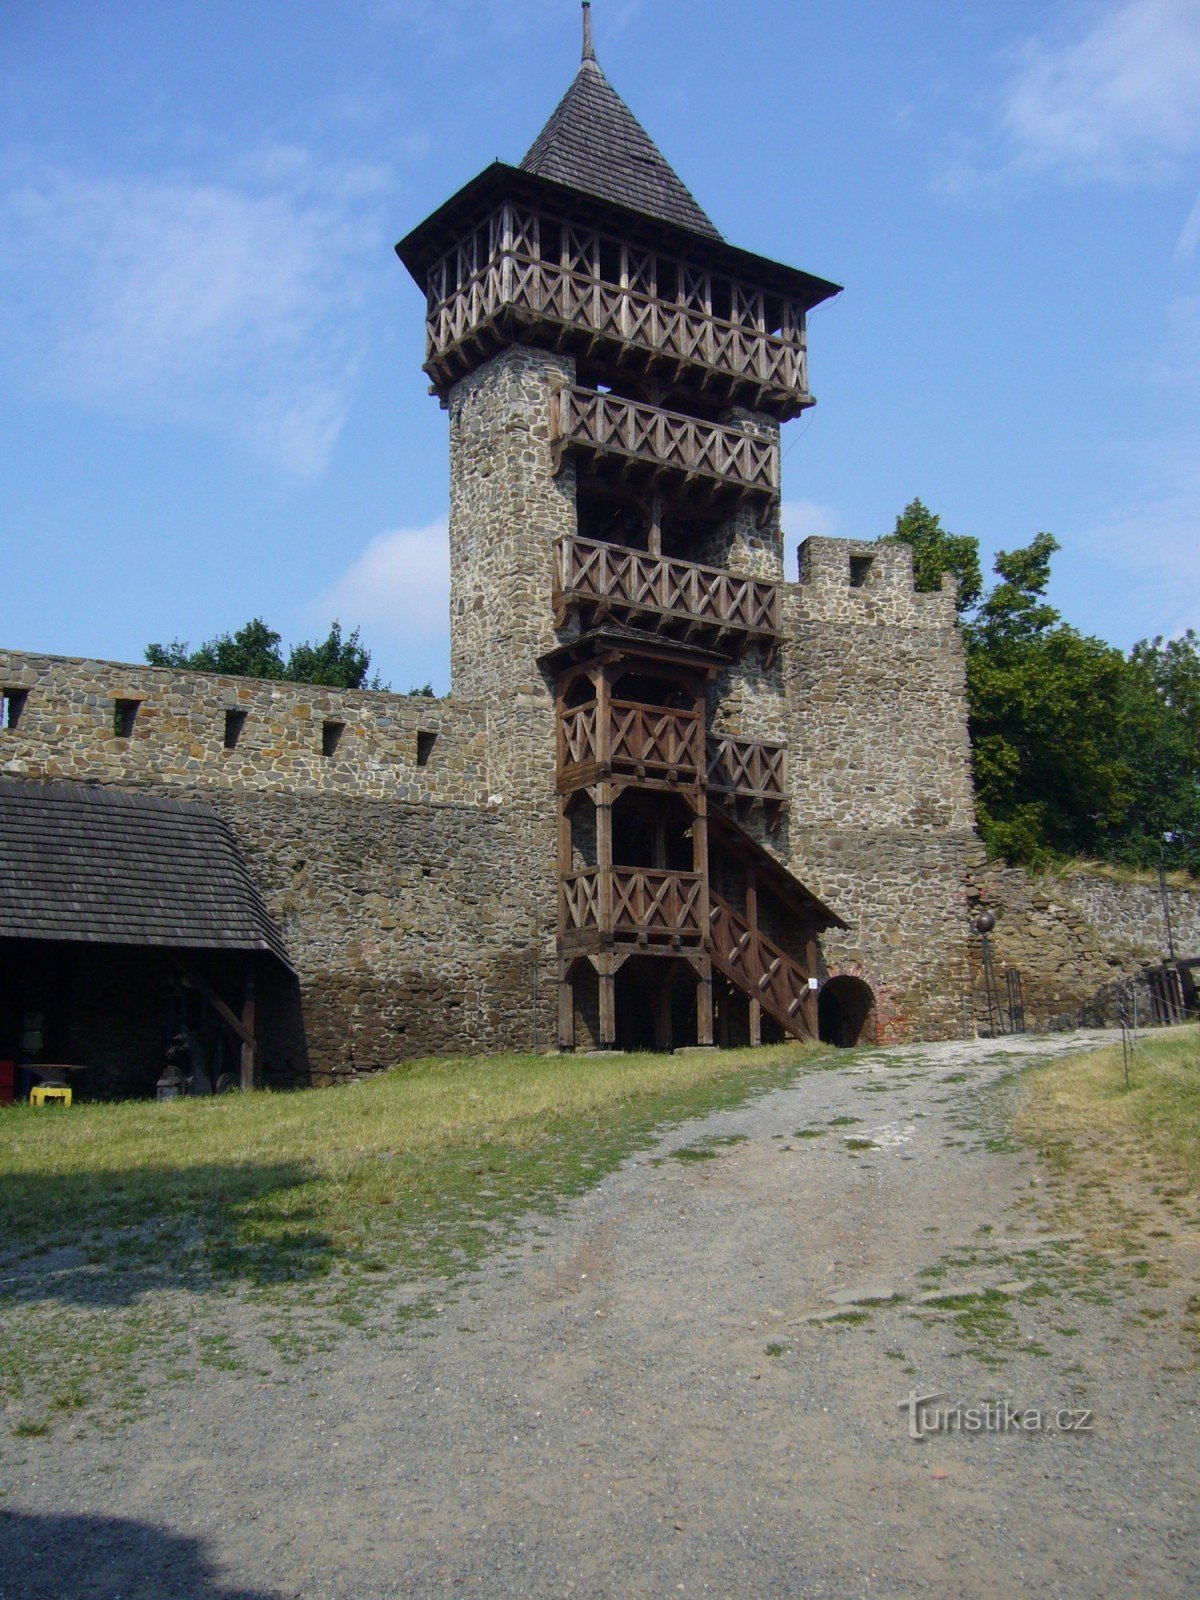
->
0, 780, 292, 968
521, 57, 721, 241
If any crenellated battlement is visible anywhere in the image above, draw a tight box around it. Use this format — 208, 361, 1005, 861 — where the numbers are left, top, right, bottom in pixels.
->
793, 536, 959, 628
0, 650, 491, 806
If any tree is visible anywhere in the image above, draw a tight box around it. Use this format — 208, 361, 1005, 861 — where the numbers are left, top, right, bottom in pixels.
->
964, 535, 1135, 867
880, 498, 983, 616
146, 618, 385, 690
1115, 631, 1200, 875
284, 623, 380, 690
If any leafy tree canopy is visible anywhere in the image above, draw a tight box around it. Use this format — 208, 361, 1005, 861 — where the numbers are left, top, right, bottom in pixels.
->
876, 506, 1200, 876
146, 619, 386, 691
881, 498, 983, 616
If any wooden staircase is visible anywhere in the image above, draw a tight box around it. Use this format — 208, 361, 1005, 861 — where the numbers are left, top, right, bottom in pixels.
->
709, 891, 814, 1040
706, 811, 846, 1043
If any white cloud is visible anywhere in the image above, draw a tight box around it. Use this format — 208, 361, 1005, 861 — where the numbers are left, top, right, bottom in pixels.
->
316, 520, 451, 646
0, 152, 388, 476
999, 0, 1200, 182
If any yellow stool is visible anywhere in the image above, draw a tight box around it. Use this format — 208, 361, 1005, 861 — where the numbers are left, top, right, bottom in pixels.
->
30, 1086, 72, 1108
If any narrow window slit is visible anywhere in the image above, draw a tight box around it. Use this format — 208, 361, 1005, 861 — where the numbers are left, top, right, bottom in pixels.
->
224, 709, 248, 750
849, 555, 874, 588
2, 689, 28, 730
416, 730, 437, 768
113, 699, 140, 738
322, 720, 345, 758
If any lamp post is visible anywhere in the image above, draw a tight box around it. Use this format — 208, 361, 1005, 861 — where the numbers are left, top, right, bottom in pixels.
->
973, 911, 1002, 1038
1159, 832, 1179, 963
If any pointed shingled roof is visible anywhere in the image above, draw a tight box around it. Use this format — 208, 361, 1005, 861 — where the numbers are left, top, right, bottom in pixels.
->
520, 38, 721, 241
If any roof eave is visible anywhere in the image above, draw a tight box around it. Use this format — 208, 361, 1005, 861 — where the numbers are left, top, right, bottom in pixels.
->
396, 162, 842, 311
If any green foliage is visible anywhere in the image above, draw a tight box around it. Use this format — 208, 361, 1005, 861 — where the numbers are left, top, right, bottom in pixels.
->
881, 498, 983, 615
146, 618, 385, 690
880, 501, 1200, 874
964, 534, 1136, 866
285, 622, 380, 690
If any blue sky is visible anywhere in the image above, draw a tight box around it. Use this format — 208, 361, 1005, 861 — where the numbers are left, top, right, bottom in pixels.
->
2, 0, 1198, 693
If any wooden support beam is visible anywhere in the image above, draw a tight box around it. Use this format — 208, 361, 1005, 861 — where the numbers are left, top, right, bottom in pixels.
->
598, 952, 617, 1048
170, 955, 254, 1048
696, 957, 715, 1048
240, 969, 257, 1093
558, 960, 576, 1052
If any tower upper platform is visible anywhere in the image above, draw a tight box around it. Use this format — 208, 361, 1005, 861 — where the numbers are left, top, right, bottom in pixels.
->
397, 5, 840, 419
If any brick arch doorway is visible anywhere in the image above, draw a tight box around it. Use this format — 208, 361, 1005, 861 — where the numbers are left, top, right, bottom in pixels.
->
818, 976, 876, 1048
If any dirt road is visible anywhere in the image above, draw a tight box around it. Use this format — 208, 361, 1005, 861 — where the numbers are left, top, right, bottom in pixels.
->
3, 1031, 1197, 1599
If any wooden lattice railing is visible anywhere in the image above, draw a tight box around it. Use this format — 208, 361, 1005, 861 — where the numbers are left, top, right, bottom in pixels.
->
424, 204, 811, 410
559, 699, 703, 780
709, 892, 812, 1040
555, 535, 780, 643
554, 388, 778, 496
706, 735, 787, 804
561, 868, 705, 941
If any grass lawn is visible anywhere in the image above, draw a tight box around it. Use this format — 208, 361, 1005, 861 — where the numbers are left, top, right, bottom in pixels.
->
1018, 1024, 1200, 1194
0, 1041, 828, 1433
1017, 1026, 1199, 1351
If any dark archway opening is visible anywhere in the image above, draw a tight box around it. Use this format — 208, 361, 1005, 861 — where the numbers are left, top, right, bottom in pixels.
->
818, 976, 876, 1048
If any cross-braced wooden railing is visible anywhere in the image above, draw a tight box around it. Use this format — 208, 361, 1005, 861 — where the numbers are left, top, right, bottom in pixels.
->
554, 535, 780, 644
554, 388, 778, 497
561, 869, 601, 934
559, 700, 704, 782
423, 205, 812, 412
611, 701, 703, 776
709, 892, 812, 1040
706, 735, 787, 805
559, 702, 599, 770
561, 868, 706, 942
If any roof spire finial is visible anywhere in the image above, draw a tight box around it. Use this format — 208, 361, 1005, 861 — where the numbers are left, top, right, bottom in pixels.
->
581, 1, 596, 64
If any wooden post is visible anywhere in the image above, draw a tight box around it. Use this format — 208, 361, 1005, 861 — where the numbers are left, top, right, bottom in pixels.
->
745, 864, 761, 1047
597, 951, 617, 1048
803, 930, 820, 1039
558, 959, 576, 1052
696, 956, 714, 1047
654, 969, 673, 1052
239, 966, 257, 1092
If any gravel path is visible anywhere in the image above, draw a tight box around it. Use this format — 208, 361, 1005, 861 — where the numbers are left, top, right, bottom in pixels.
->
3, 1031, 1198, 1600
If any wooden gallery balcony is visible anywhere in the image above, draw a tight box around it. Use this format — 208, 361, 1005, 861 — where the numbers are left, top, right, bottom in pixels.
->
561, 868, 706, 951
706, 734, 787, 810
554, 535, 781, 652
558, 699, 704, 790
553, 387, 778, 502
421, 205, 814, 416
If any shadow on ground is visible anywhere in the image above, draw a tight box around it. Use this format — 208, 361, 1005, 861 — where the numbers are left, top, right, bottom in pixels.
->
0, 1509, 283, 1600
0, 1161, 334, 1306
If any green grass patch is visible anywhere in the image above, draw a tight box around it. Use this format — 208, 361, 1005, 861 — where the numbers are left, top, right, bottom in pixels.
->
0, 1040, 826, 1422
1019, 1026, 1200, 1191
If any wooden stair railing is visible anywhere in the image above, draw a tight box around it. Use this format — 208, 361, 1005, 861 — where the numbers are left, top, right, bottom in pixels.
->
708, 890, 813, 1042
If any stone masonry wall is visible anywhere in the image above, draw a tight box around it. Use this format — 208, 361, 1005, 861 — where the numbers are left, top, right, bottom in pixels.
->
969, 859, 1200, 1030
0, 650, 489, 804
448, 346, 578, 699
0, 648, 557, 1080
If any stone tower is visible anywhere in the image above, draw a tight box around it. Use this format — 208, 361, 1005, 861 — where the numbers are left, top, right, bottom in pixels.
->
398, 4, 972, 1051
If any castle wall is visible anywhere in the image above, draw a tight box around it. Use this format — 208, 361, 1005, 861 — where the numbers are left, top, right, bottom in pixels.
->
969, 861, 1200, 1030
0, 649, 555, 1081
448, 346, 578, 698
0, 650, 490, 803
705, 536, 980, 1042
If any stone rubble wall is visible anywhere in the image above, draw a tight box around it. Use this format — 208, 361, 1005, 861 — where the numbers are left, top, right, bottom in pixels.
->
448, 347, 577, 699
970, 859, 1200, 1030
0, 650, 489, 804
